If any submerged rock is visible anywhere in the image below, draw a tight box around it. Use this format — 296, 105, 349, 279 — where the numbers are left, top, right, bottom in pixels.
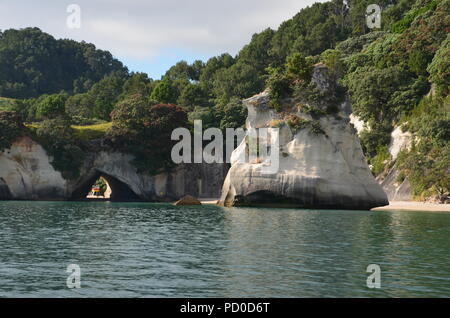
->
218, 65, 388, 210
173, 195, 202, 206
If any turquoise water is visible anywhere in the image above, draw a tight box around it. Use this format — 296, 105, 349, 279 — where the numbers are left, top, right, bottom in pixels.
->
0, 201, 449, 298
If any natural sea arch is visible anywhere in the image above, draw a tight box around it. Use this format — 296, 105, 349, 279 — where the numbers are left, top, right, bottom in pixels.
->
70, 170, 142, 202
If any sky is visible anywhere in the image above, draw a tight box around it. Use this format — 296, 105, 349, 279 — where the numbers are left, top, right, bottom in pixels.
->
0, 0, 324, 79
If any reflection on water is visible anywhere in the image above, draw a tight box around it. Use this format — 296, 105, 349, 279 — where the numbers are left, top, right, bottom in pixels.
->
0, 201, 449, 297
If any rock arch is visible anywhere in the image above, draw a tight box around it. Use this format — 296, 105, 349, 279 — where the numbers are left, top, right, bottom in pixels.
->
0, 139, 228, 201
70, 169, 142, 201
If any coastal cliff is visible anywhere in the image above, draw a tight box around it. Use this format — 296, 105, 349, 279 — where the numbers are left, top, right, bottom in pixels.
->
376, 126, 413, 201
218, 64, 389, 210
351, 115, 414, 202
0, 137, 67, 200
0, 136, 228, 201
0, 178, 11, 200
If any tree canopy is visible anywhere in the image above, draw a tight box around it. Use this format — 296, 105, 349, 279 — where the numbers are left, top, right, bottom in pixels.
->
1, 0, 448, 199
0, 27, 128, 99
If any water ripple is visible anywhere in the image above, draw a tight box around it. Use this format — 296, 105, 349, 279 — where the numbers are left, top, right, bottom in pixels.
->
0, 201, 449, 297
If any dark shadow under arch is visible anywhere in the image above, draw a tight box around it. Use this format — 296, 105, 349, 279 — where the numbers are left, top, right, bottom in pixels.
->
70, 170, 142, 202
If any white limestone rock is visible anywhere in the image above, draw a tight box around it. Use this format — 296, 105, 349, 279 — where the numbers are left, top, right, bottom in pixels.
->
389, 126, 412, 160
0, 137, 67, 200
0, 137, 228, 201
218, 66, 388, 210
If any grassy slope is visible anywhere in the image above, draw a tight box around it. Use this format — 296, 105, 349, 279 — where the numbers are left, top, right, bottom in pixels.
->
25, 122, 113, 141
0, 97, 16, 110
71, 122, 112, 140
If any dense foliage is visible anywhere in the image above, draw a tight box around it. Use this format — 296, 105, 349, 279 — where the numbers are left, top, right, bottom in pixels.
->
33, 118, 86, 179
338, 0, 449, 200
0, 0, 448, 199
0, 111, 24, 151
396, 95, 450, 200
108, 95, 188, 174
0, 28, 128, 98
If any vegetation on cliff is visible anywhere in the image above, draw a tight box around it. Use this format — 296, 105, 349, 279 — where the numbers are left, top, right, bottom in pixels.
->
0, 0, 448, 199
0, 111, 24, 151
0, 27, 127, 99
107, 95, 188, 175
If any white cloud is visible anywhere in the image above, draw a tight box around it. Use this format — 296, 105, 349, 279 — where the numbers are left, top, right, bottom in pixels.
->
0, 0, 324, 62
87, 19, 213, 58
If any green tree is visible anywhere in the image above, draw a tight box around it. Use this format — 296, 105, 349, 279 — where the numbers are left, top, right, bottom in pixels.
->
286, 53, 313, 81
215, 98, 248, 130
36, 92, 69, 119
188, 106, 218, 129
212, 62, 263, 104
150, 80, 179, 104
320, 49, 345, 79
408, 50, 431, 76
0, 28, 128, 98
87, 73, 126, 120
198, 54, 235, 92
65, 93, 94, 124
0, 111, 24, 151
190, 60, 205, 81
266, 66, 292, 111
120, 73, 152, 100
35, 118, 85, 179
238, 28, 275, 73
163, 61, 198, 81
343, 66, 419, 125
427, 34, 450, 95
177, 84, 209, 107
109, 94, 188, 174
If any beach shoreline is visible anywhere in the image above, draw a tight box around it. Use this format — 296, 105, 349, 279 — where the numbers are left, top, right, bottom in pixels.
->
199, 199, 450, 212
200, 199, 219, 205
371, 201, 450, 212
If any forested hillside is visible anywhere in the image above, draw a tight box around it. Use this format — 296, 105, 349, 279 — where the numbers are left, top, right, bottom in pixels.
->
0, 0, 448, 200
0, 27, 128, 98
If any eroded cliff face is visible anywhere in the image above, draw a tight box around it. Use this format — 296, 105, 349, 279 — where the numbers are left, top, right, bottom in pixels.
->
69, 151, 228, 201
0, 137, 67, 200
376, 126, 413, 201
378, 166, 412, 202
0, 137, 228, 201
218, 65, 388, 210
351, 114, 414, 202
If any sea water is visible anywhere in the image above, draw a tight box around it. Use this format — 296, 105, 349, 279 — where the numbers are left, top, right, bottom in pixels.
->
0, 201, 449, 297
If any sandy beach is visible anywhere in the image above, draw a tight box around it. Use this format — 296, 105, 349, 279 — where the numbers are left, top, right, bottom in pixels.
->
200, 199, 450, 212
371, 201, 450, 212
200, 199, 219, 205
